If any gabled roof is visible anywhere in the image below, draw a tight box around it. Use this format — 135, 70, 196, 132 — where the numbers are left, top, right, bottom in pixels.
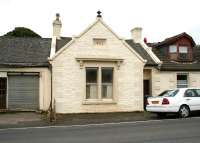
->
151, 40, 200, 71
0, 37, 52, 67
0, 35, 157, 68
50, 18, 146, 63
152, 32, 196, 48
125, 40, 157, 66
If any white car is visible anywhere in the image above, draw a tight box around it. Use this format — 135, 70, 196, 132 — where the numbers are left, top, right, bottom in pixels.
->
146, 88, 200, 118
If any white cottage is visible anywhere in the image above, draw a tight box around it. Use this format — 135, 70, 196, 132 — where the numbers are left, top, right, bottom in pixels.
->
49, 13, 149, 113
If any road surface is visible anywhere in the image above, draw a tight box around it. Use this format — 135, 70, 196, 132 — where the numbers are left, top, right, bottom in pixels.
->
0, 117, 200, 143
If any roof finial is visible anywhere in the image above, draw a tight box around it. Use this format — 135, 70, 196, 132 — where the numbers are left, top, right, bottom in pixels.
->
97, 10, 102, 18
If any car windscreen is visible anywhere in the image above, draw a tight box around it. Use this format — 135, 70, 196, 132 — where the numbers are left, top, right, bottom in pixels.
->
158, 90, 179, 97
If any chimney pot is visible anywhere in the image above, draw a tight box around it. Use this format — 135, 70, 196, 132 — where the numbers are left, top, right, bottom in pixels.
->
131, 27, 142, 43
53, 13, 62, 39
144, 37, 147, 43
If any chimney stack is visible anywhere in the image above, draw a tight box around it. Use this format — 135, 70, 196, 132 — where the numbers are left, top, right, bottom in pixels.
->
53, 13, 62, 39
131, 27, 142, 43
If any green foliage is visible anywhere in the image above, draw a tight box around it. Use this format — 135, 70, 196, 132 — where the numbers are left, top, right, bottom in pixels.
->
3, 27, 41, 38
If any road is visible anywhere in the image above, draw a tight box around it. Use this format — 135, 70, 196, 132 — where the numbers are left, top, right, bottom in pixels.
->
0, 117, 200, 143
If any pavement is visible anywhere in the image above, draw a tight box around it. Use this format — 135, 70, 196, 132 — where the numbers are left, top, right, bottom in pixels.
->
0, 112, 49, 128
0, 112, 42, 124
0, 111, 157, 129
0, 117, 200, 143
0, 111, 199, 129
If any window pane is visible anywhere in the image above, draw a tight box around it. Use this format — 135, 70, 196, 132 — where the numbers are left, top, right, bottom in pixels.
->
179, 46, 188, 53
86, 68, 98, 99
102, 68, 113, 99
185, 89, 197, 97
177, 74, 188, 88
86, 68, 97, 83
169, 45, 177, 53
102, 68, 113, 83
195, 89, 200, 97
86, 84, 97, 99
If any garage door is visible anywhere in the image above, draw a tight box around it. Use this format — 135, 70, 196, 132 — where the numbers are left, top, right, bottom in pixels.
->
8, 74, 39, 110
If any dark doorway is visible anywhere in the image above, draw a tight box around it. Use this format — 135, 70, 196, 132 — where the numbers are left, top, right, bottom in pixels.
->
143, 80, 150, 110
144, 80, 150, 96
0, 78, 7, 109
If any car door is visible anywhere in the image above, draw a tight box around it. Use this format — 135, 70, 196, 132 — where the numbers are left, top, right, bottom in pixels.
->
184, 89, 199, 111
194, 89, 200, 110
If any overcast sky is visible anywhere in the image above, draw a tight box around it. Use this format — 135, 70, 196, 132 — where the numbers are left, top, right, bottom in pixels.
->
1, 0, 200, 44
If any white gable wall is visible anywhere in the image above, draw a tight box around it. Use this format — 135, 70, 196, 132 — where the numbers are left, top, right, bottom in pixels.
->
51, 20, 145, 113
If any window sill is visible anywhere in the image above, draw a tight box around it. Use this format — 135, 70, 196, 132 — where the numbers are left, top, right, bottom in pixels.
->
82, 99, 116, 105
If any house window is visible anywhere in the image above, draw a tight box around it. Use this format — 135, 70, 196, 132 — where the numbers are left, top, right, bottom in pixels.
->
86, 67, 113, 100
101, 68, 113, 99
93, 38, 106, 47
179, 46, 189, 60
179, 46, 188, 53
169, 45, 177, 53
86, 68, 98, 99
177, 74, 188, 88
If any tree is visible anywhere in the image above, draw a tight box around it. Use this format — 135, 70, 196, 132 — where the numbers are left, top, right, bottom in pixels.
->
3, 27, 41, 38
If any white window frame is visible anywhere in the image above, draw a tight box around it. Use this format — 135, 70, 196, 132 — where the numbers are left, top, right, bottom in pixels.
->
83, 63, 116, 104
169, 45, 177, 53
179, 46, 188, 53
177, 73, 188, 88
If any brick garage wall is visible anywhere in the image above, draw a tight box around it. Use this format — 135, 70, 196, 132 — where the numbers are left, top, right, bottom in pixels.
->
52, 21, 145, 113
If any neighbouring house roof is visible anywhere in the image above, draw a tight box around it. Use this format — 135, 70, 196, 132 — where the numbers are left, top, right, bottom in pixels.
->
158, 46, 200, 71
151, 32, 196, 48
125, 40, 157, 66
149, 33, 200, 71
56, 37, 72, 51
0, 37, 52, 67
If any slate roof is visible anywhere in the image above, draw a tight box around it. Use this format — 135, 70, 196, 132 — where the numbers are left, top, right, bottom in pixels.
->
125, 40, 157, 66
56, 37, 72, 51
158, 46, 200, 71
0, 37, 51, 67
150, 33, 200, 71
152, 32, 196, 48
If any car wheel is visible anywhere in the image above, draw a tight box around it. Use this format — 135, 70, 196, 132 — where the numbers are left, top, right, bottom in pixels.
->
179, 105, 190, 118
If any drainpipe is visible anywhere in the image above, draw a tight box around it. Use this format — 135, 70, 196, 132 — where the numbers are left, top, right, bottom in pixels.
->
49, 62, 54, 122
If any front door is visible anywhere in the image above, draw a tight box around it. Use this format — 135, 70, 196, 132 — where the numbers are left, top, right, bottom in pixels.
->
0, 78, 7, 109
144, 80, 150, 96
143, 80, 150, 110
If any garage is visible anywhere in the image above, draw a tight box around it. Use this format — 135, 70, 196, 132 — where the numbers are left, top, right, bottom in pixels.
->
8, 73, 39, 110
